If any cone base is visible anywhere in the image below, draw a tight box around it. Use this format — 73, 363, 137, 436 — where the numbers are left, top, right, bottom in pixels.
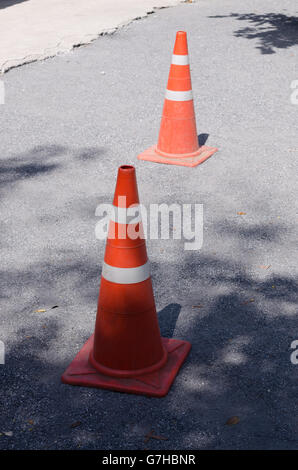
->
138, 145, 218, 167
61, 334, 191, 397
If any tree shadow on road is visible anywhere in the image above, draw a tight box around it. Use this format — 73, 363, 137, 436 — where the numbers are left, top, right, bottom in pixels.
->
0, 145, 64, 191
1, 214, 297, 449
1, 258, 297, 449
0, 1, 29, 10
209, 12, 298, 54
0, 144, 107, 195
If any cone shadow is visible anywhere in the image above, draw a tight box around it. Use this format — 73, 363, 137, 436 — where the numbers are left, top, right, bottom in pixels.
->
158, 303, 181, 338
198, 133, 209, 146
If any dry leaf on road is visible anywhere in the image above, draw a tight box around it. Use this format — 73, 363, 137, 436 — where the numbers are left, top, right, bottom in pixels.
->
70, 421, 82, 428
144, 430, 168, 443
241, 299, 254, 305
226, 416, 239, 425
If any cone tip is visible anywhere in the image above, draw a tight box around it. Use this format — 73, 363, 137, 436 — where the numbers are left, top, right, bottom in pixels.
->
114, 165, 138, 207
119, 164, 135, 173
173, 31, 188, 55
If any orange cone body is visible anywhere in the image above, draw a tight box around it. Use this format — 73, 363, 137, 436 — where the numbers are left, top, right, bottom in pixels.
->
138, 31, 218, 167
89, 166, 167, 377
62, 166, 191, 396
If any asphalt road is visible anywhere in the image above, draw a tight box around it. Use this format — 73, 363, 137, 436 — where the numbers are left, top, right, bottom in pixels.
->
0, 0, 298, 450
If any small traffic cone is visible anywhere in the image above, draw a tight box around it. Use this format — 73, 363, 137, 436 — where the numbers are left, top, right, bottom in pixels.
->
138, 31, 218, 167
62, 165, 191, 397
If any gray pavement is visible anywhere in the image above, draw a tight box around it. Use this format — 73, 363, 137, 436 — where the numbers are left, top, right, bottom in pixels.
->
0, 0, 298, 450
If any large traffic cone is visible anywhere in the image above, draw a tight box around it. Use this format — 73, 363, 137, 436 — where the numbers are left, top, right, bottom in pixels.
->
138, 31, 218, 167
62, 165, 191, 397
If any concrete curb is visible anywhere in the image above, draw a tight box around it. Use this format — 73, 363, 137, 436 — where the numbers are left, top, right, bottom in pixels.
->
0, 0, 190, 74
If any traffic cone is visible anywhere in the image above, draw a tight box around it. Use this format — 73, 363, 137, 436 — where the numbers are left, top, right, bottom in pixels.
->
62, 165, 191, 397
138, 31, 218, 167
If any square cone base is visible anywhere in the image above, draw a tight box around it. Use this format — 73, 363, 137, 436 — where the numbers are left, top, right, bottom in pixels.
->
138, 145, 218, 167
61, 335, 191, 397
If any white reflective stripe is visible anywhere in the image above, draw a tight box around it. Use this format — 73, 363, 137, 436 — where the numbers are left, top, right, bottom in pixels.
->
110, 205, 142, 224
102, 261, 150, 284
165, 89, 193, 101
172, 54, 189, 65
